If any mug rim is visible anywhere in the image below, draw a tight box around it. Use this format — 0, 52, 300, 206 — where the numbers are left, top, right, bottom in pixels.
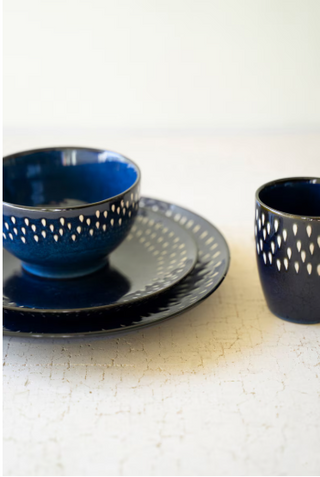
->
256, 176, 320, 221
3, 146, 141, 213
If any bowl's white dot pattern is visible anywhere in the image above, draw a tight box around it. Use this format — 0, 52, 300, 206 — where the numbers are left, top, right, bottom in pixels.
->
255, 206, 320, 276
3, 197, 139, 245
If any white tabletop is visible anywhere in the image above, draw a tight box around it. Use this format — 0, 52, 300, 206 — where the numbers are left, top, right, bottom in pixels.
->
3, 130, 320, 476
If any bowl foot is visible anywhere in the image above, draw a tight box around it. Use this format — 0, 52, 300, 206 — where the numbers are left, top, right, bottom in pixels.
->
21, 259, 108, 279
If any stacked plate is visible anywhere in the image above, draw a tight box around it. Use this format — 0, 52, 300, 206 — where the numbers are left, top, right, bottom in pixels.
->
3, 149, 230, 338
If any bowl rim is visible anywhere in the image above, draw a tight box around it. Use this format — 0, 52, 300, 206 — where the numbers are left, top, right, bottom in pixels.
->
3, 146, 141, 213
256, 176, 320, 221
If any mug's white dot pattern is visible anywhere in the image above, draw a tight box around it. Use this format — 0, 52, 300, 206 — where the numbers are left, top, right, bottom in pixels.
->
255, 206, 320, 276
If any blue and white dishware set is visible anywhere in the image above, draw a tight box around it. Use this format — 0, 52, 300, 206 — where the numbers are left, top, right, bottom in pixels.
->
2, 147, 319, 338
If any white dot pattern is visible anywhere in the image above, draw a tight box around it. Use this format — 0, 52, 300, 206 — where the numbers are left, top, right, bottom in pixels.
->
255, 205, 320, 276
2, 192, 139, 248
114, 211, 198, 303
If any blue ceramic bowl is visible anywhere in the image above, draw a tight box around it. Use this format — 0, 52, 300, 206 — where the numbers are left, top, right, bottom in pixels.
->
255, 177, 320, 324
3, 147, 141, 278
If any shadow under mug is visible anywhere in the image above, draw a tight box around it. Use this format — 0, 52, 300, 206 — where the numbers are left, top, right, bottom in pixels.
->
255, 177, 320, 324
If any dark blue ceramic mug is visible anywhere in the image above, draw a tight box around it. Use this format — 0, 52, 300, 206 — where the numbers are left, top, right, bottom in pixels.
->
255, 177, 320, 324
3, 147, 141, 279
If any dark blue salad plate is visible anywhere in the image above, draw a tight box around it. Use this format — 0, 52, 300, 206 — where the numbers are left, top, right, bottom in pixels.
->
3, 198, 230, 337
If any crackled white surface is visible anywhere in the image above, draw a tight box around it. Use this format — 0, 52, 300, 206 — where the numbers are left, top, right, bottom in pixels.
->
3, 131, 320, 476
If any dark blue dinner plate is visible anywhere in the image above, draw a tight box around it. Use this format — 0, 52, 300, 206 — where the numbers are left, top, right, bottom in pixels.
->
3, 198, 230, 337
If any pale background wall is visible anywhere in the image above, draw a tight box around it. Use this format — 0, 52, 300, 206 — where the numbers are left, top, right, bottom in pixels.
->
4, 0, 320, 132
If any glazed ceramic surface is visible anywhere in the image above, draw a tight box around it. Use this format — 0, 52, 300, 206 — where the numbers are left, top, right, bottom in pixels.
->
3, 147, 141, 278
3, 197, 230, 337
255, 177, 320, 324
3, 207, 197, 312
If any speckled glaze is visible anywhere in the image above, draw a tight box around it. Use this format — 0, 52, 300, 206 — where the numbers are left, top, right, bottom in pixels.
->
255, 177, 320, 324
3, 147, 141, 278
